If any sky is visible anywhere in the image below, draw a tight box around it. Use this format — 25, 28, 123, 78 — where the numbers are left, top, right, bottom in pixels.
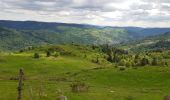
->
0, 0, 170, 27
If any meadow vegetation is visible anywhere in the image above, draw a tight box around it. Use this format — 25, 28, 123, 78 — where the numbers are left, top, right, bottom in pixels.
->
0, 44, 170, 100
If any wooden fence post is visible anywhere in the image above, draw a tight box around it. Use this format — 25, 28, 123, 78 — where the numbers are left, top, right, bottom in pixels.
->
18, 68, 24, 100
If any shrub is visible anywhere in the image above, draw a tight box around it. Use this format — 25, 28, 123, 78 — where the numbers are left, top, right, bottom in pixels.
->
91, 55, 100, 64
140, 57, 149, 66
34, 53, 40, 59
151, 57, 158, 66
165, 62, 169, 66
54, 52, 60, 57
19, 50, 24, 53
125, 61, 131, 67
46, 51, 51, 57
118, 66, 126, 71
118, 59, 126, 66
10, 76, 19, 80
161, 61, 169, 67
84, 54, 87, 58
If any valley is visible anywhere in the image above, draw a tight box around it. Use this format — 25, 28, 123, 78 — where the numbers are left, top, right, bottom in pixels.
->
0, 20, 170, 100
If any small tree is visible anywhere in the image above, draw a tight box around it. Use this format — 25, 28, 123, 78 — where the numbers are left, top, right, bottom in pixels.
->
34, 53, 40, 59
151, 57, 158, 66
107, 48, 113, 62
141, 57, 149, 66
46, 51, 51, 57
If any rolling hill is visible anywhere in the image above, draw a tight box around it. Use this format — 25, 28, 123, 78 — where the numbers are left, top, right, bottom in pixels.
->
125, 32, 170, 52
0, 20, 170, 51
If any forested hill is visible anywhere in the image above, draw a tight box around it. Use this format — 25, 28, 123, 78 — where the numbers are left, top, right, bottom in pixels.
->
0, 20, 170, 51
0, 26, 129, 51
126, 32, 170, 52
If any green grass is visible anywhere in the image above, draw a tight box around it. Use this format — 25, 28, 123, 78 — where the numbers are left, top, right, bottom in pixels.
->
0, 46, 170, 100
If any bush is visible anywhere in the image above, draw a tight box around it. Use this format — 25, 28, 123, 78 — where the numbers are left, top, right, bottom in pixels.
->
151, 57, 158, 66
161, 61, 169, 67
10, 76, 19, 80
118, 66, 126, 71
34, 53, 40, 59
125, 61, 131, 67
92, 55, 100, 64
118, 59, 127, 66
54, 52, 60, 57
140, 57, 149, 66
46, 51, 51, 57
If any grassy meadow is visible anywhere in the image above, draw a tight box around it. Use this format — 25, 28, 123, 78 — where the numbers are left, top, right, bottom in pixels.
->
0, 45, 170, 100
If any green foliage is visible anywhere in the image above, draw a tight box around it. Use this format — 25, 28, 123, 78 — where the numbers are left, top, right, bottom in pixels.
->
1, 21, 170, 100
34, 53, 40, 59
140, 57, 149, 66
0, 44, 169, 100
151, 57, 158, 66
118, 59, 127, 66
119, 66, 126, 71
130, 32, 170, 52
54, 52, 60, 57
46, 51, 51, 57
0, 26, 129, 51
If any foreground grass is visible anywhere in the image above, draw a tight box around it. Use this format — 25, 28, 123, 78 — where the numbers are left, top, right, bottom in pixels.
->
0, 53, 170, 100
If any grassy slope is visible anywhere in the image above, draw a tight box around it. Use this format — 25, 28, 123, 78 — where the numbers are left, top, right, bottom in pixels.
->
0, 45, 170, 100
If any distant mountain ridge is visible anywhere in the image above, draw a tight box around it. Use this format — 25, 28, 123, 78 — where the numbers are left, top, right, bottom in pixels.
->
0, 20, 170, 51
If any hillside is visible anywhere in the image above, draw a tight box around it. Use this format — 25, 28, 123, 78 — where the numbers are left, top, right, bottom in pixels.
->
0, 24, 129, 51
124, 32, 170, 52
1, 20, 170, 51
0, 44, 170, 100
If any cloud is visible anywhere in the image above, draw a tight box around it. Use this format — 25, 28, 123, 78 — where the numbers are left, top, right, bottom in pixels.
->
142, 0, 170, 3
0, 0, 170, 27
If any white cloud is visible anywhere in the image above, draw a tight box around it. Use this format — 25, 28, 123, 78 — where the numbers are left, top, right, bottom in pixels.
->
0, 0, 170, 27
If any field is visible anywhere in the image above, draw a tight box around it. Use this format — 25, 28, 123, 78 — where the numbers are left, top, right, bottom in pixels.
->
0, 45, 170, 100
